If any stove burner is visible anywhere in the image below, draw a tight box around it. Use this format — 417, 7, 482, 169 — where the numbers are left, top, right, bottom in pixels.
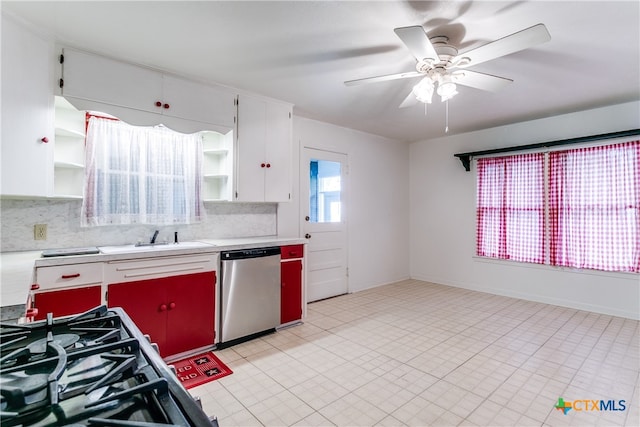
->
0, 373, 48, 409
0, 306, 217, 426
27, 334, 80, 354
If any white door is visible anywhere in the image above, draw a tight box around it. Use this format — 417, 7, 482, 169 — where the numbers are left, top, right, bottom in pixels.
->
301, 148, 348, 302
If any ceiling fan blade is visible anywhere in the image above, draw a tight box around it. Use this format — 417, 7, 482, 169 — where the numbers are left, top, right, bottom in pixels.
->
344, 71, 421, 86
394, 26, 439, 62
453, 70, 513, 92
399, 90, 419, 108
453, 23, 551, 68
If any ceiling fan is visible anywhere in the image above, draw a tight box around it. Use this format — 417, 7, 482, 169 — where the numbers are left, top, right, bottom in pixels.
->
345, 23, 551, 108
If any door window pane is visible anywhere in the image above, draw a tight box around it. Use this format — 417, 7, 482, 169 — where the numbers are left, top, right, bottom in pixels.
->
310, 160, 341, 223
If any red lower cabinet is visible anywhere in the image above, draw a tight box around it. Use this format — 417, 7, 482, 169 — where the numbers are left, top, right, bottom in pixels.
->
33, 285, 102, 321
281, 260, 302, 324
281, 245, 303, 324
107, 271, 215, 358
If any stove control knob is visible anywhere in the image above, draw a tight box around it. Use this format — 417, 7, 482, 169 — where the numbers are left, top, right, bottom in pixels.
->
150, 342, 160, 353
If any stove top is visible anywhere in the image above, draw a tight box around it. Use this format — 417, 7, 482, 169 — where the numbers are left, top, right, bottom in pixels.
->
0, 306, 217, 426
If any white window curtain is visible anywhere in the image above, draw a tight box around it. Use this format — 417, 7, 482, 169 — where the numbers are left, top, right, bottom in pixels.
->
81, 116, 205, 227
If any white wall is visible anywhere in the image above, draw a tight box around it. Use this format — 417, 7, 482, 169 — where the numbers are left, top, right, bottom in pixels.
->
279, 116, 410, 293
410, 101, 640, 320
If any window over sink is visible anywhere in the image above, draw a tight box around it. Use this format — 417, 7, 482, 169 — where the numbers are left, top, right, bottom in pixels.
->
81, 114, 205, 226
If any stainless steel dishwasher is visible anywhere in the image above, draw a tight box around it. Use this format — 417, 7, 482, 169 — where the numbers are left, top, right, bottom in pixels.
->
219, 247, 281, 346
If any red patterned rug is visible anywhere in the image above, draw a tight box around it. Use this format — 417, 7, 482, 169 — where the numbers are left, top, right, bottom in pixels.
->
171, 351, 233, 389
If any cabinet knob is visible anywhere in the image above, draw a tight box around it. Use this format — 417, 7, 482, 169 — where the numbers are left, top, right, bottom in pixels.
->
163, 103, 170, 109
266, 163, 271, 168
305, 233, 311, 239
155, 101, 162, 107
159, 304, 168, 312
41, 137, 49, 143
261, 163, 266, 168
169, 302, 176, 310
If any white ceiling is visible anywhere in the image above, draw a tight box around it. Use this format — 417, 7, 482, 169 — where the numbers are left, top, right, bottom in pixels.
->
3, 1, 639, 142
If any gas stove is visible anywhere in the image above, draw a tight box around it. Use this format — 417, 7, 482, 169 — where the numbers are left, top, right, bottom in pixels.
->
0, 305, 217, 426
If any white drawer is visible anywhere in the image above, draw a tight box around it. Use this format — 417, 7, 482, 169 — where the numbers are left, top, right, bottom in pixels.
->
105, 254, 218, 284
36, 263, 103, 291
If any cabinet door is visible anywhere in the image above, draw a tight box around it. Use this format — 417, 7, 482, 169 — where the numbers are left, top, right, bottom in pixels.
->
265, 102, 292, 202
165, 271, 216, 356
108, 279, 169, 353
281, 260, 302, 324
34, 286, 101, 321
62, 48, 164, 114
162, 75, 236, 128
235, 94, 292, 202
1, 15, 54, 197
235, 95, 267, 201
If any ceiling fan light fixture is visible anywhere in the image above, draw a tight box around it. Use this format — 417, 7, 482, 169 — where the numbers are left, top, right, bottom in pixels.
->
412, 77, 434, 103
437, 79, 457, 102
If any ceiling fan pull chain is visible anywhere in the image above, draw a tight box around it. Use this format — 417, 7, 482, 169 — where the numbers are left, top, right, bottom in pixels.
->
445, 100, 449, 133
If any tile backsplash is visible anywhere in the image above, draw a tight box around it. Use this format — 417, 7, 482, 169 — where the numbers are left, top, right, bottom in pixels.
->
0, 199, 277, 252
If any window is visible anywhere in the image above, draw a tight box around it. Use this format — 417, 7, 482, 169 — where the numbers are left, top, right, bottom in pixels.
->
549, 142, 640, 272
476, 153, 545, 263
476, 140, 640, 273
81, 116, 204, 226
309, 159, 342, 223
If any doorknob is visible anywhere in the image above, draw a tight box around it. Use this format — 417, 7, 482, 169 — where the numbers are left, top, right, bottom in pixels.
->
305, 233, 311, 239
305, 216, 310, 221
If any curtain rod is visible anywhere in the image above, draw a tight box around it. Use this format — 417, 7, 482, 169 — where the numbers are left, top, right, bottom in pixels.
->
453, 128, 640, 171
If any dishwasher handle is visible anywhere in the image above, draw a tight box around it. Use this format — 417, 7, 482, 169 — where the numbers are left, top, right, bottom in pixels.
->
221, 246, 281, 260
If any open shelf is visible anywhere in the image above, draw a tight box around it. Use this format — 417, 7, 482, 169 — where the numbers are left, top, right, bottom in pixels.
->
54, 96, 86, 198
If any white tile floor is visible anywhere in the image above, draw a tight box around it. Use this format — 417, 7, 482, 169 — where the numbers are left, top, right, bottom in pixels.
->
191, 279, 639, 426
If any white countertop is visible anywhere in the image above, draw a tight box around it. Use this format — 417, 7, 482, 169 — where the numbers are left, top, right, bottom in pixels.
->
0, 236, 305, 310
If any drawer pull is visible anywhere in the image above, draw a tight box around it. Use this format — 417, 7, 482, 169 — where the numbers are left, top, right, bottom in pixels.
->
61, 273, 81, 279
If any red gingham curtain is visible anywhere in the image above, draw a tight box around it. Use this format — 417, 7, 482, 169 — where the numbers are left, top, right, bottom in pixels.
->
477, 153, 545, 263
549, 141, 640, 272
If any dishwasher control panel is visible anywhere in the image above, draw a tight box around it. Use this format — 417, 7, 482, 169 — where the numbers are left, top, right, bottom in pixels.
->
221, 246, 281, 260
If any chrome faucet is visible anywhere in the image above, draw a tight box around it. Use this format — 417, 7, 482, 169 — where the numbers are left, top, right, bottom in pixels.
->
135, 230, 166, 247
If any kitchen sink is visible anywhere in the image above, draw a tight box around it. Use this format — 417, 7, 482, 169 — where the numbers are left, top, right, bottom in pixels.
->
98, 241, 215, 254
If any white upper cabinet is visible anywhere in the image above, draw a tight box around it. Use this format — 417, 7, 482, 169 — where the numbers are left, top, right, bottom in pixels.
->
60, 48, 236, 131
1, 13, 55, 198
162, 74, 235, 128
235, 94, 292, 202
61, 48, 163, 114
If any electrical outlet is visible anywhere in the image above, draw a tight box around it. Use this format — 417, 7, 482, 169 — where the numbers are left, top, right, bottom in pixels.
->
34, 224, 47, 240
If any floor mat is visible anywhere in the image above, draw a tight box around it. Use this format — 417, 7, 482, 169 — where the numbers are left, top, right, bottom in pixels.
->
171, 351, 233, 389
